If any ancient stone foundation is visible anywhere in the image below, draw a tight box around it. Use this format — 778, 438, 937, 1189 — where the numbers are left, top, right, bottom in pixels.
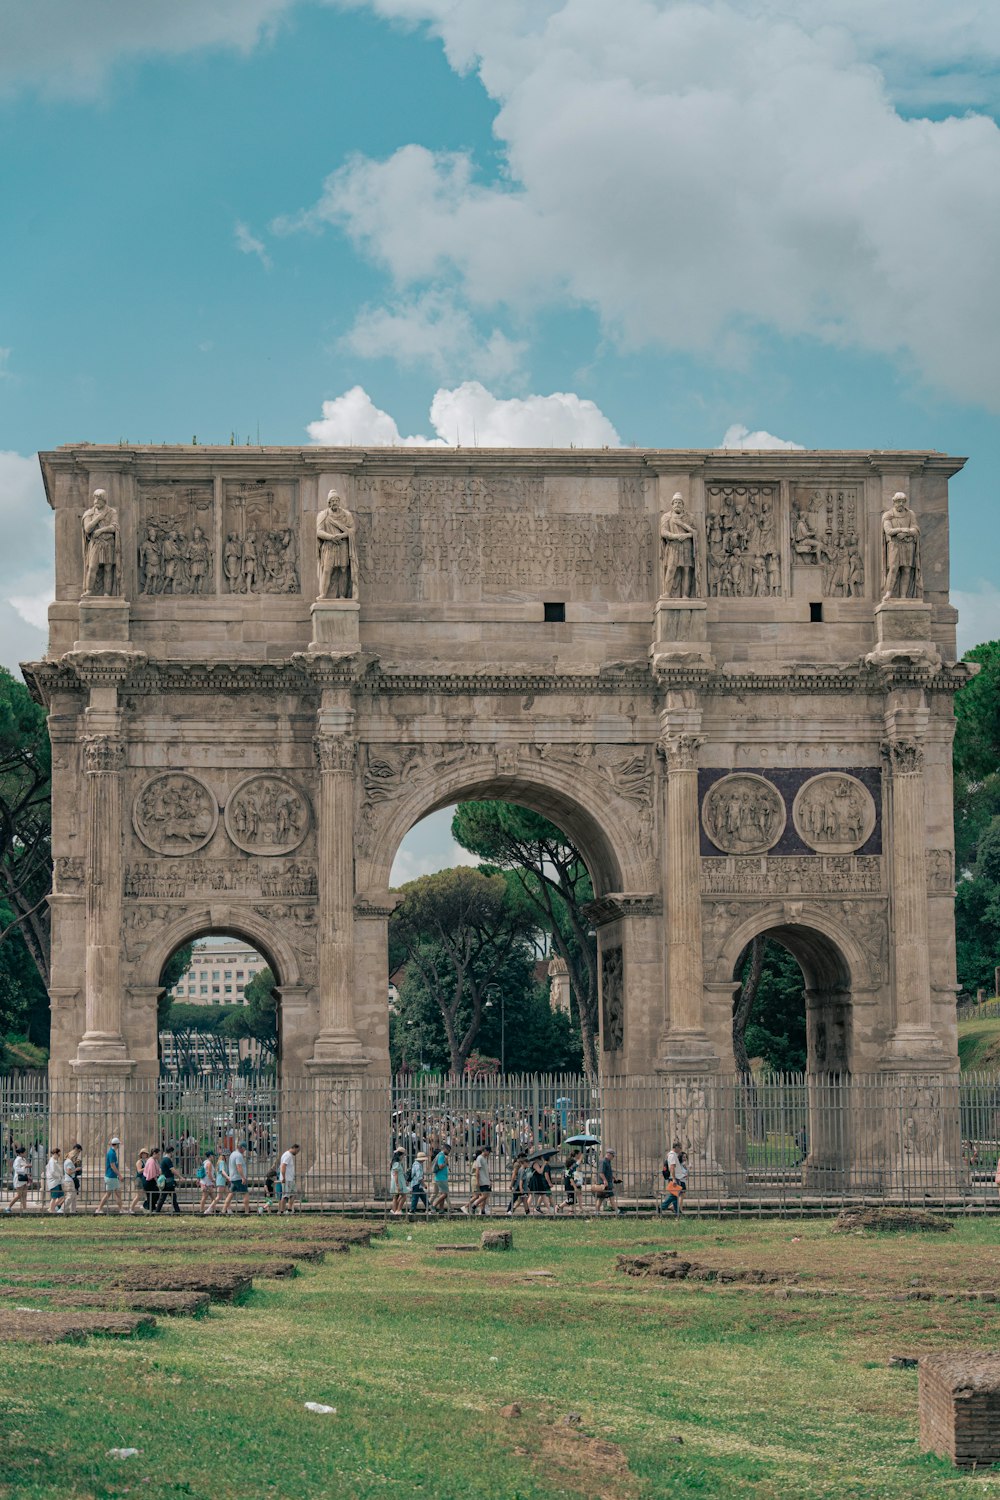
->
919, 1353, 1000, 1467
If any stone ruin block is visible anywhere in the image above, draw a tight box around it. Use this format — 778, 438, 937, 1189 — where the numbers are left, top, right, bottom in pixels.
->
919, 1352, 1000, 1467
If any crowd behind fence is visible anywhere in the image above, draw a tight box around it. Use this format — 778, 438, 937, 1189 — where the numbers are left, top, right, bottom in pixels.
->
4, 1070, 1000, 1212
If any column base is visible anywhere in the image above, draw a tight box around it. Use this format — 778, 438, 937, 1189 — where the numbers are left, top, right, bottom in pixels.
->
656, 1030, 719, 1073
306, 1032, 370, 1072
881, 1026, 956, 1071
71, 1034, 134, 1073
308, 599, 360, 655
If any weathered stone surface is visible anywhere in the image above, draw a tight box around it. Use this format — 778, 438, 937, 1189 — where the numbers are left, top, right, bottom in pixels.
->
920, 1352, 1000, 1467
482, 1229, 513, 1251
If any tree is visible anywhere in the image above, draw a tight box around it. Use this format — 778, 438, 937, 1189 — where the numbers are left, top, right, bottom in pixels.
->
224, 966, 279, 1063
451, 802, 600, 1078
955, 818, 1000, 995
732, 938, 807, 1075
161, 1001, 243, 1074
954, 641, 1000, 874
0, 668, 51, 988
389, 867, 536, 1073
157, 944, 194, 1035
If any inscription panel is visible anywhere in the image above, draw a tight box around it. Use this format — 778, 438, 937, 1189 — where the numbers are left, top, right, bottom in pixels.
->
351, 474, 654, 600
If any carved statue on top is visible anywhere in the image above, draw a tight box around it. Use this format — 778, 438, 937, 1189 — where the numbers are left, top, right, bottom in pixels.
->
316, 489, 359, 600
881, 491, 922, 602
659, 493, 699, 598
81, 488, 122, 597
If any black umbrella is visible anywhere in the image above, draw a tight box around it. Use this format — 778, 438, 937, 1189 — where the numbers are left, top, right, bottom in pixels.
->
527, 1147, 560, 1161
563, 1133, 600, 1147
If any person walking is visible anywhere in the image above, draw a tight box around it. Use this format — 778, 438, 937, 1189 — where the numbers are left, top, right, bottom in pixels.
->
129, 1149, 150, 1213
505, 1153, 530, 1216
197, 1150, 216, 1214
466, 1145, 492, 1215
153, 1145, 181, 1214
213, 1143, 230, 1210
595, 1149, 619, 1214
4, 1145, 31, 1213
558, 1150, 582, 1215
527, 1155, 554, 1214
61, 1147, 81, 1215
94, 1136, 123, 1215
223, 1141, 250, 1215
660, 1151, 688, 1216
142, 1147, 161, 1214
389, 1147, 407, 1215
278, 1143, 300, 1213
408, 1152, 429, 1214
430, 1144, 450, 1214
45, 1147, 65, 1215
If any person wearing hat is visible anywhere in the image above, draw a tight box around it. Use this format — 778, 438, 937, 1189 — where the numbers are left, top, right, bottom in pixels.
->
94, 1135, 123, 1215
223, 1140, 250, 1215
408, 1151, 429, 1215
389, 1147, 407, 1215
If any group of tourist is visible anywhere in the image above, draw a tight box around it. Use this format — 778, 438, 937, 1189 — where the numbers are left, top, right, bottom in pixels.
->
3, 1136, 302, 1216
389, 1143, 623, 1215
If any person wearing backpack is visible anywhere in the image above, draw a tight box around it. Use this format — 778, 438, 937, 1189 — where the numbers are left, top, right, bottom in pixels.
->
430, 1144, 451, 1214
197, 1151, 216, 1214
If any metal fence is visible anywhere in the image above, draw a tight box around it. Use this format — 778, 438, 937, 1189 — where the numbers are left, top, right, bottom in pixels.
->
3, 1070, 1000, 1212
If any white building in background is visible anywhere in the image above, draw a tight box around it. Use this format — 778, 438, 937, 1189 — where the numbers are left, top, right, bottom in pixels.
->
167, 938, 267, 1006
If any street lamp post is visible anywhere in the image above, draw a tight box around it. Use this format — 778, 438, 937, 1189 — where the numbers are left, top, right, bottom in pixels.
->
486, 985, 505, 1075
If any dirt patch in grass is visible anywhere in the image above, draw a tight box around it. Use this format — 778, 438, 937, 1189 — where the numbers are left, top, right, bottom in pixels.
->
617, 1251, 795, 1284
0, 1308, 156, 1343
501, 1404, 640, 1500
832, 1207, 953, 1234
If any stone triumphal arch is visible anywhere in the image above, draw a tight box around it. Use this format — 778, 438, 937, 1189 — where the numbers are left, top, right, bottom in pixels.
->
25, 444, 969, 1174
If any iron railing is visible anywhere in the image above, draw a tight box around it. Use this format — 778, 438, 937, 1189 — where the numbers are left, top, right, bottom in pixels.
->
3, 1070, 1000, 1212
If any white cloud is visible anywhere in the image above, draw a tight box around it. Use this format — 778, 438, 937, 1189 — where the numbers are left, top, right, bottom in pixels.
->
720, 424, 804, 451
343, 291, 526, 381
0, 451, 52, 670
0, 0, 297, 97
307, 380, 620, 447
297, 0, 1000, 409
234, 221, 272, 270
954, 583, 1000, 657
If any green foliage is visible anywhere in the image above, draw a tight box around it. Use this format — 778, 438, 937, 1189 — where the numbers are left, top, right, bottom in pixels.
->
739, 940, 808, 1073
0, 667, 51, 990
224, 966, 279, 1060
0, 899, 49, 1061
955, 817, 1000, 994
954, 641, 1000, 875
452, 801, 599, 1077
389, 866, 536, 1072
158, 943, 194, 1032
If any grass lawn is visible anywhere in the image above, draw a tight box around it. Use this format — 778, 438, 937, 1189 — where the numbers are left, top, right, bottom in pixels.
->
958, 1015, 1000, 1070
2, 1214, 1000, 1498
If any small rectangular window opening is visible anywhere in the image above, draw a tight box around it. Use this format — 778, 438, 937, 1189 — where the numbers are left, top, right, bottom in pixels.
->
809, 602, 823, 623
543, 602, 566, 623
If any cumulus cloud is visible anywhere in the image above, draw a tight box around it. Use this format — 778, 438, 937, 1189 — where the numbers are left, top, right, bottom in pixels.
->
0, 0, 296, 97
234, 221, 272, 270
720, 424, 804, 451
954, 583, 1000, 657
293, 0, 1000, 408
0, 451, 52, 670
307, 380, 620, 447
343, 291, 526, 381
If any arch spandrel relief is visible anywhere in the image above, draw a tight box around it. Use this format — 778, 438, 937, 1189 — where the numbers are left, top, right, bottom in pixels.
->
792, 774, 877, 855
133, 773, 219, 855
224, 775, 311, 856
702, 773, 786, 855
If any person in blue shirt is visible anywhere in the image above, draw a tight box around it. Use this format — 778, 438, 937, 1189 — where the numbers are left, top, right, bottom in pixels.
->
94, 1136, 123, 1216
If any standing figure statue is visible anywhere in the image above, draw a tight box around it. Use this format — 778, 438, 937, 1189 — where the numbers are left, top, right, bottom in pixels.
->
659, 493, 698, 599
881, 492, 923, 602
81, 488, 122, 597
316, 489, 359, 600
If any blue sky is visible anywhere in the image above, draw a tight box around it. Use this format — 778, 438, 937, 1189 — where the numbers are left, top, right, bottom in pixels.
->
1, 0, 998, 878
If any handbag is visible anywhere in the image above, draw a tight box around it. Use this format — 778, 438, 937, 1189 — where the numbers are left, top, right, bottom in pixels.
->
156, 1174, 167, 1189
195, 1166, 206, 1180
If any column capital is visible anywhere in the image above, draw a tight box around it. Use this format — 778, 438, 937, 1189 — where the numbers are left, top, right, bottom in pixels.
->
657, 732, 704, 771
314, 735, 356, 773
81, 734, 126, 774
881, 738, 924, 776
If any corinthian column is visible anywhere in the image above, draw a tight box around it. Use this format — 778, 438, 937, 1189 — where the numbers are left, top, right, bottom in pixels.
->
658, 727, 717, 1070
883, 737, 941, 1064
309, 727, 367, 1067
75, 733, 131, 1067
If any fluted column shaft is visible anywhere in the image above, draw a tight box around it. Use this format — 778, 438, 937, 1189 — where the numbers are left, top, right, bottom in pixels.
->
310, 729, 366, 1064
885, 739, 932, 1032
79, 734, 129, 1059
659, 728, 716, 1069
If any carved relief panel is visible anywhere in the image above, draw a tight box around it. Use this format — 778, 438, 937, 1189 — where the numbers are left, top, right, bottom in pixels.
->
705, 483, 781, 597
222, 480, 300, 594
133, 773, 219, 854
224, 775, 311, 855
136, 484, 215, 596
792, 774, 878, 854
702, 774, 786, 854
601, 945, 624, 1052
790, 485, 865, 597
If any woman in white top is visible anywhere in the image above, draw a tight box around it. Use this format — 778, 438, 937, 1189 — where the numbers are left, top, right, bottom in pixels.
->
199, 1152, 217, 1215
62, 1150, 80, 1214
4, 1148, 30, 1213
45, 1148, 65, 1214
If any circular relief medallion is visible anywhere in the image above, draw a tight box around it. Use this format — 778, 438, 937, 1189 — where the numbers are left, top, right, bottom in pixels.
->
224, 775, 311, 855
702, 773, 786, 855
792, 773, 876, 854
133, 773, 219, 855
